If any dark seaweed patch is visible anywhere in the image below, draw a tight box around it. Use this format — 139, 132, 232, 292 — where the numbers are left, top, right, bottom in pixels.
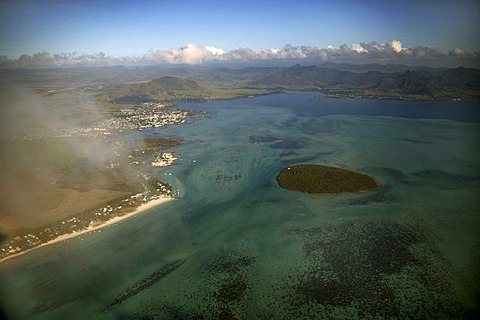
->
300, 119, 336, 135
271, 139, 304, 149
116, 302, 205, 320
215, 276, 248, 304
346, 187, 396, 205
248, 135, 277, 143
411, 169, 480, 188
30, 297, 81, 315
399, 138, 433, 144
282, 117, 299, 127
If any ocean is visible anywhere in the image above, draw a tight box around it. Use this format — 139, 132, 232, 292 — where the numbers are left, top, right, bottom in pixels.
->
1, 92, 479, 319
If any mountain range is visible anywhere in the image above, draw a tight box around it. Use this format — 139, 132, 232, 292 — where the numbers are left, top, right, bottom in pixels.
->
97, 64, 480, 103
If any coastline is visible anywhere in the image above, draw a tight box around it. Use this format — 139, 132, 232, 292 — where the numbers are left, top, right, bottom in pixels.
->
0, 197, 174, 264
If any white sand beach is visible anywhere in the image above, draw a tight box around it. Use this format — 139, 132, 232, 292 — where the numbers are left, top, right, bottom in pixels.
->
0, 197, 174, 264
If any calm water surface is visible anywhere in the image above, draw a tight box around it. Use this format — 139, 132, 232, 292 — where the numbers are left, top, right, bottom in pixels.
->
1, 93, 479, 319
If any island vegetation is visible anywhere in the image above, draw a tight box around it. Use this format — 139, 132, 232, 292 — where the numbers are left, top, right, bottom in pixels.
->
276, 164, 380, 194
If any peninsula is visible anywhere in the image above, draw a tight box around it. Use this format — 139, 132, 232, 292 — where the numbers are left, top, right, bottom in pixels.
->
0, 197, 174, 263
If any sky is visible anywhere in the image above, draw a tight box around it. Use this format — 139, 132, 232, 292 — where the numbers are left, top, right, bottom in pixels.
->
0, 0, 479, 66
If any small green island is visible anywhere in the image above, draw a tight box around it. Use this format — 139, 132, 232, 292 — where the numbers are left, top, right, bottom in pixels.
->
276, 164, 380, 194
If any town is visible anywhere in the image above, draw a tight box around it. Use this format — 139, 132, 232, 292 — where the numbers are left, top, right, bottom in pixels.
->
17, 105, 204, 141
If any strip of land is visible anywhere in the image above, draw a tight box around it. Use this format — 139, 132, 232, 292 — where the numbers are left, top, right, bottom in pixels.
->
0, 197, 174, 264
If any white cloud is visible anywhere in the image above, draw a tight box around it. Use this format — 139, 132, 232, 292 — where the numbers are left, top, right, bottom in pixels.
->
145, 43, 225, 64
351, 43, 368, 53
388, 40, 403, 53
1, 40, 477, 68
205, 45, 225, 56
449, 48, 465, 56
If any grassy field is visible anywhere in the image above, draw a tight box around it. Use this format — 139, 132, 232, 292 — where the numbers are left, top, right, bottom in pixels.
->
0, 137, 136, 232
207, 86, 281, 99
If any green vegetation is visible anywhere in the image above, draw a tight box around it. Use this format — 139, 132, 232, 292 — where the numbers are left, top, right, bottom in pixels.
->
207, 86, 281, 99
97, 76, 281, 106
136, 137, 183, 149
276, 164, 380, 194
129, 138, 183, 159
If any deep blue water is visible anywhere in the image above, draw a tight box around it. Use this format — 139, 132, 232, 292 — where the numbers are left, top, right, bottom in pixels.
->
1, 93, 479, 319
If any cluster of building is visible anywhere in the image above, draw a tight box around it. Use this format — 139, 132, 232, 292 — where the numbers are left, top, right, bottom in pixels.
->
98, 108, 188, 131
16, 106, 195, 141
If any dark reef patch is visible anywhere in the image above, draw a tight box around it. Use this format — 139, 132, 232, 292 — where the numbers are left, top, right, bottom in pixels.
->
201, 251, 257, 319
277, 164, 380, 194
277, 220, 469, 318
215, 276, 248, 304
248, 135, 305, 150
206, 251, 257, 275
116, 302, 205, 320
133, 251, 258, 319
99, 260, 184, 313
248, 135, 277, 143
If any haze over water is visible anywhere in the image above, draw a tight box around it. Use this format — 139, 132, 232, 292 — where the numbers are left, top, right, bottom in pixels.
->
1, 93, 479, 319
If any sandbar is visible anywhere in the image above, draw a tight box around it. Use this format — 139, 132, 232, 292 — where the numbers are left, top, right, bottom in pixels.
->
0, 197, 174, 263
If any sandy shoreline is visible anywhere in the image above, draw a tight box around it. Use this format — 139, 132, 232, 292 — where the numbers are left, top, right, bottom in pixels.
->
0, 197, 174, 264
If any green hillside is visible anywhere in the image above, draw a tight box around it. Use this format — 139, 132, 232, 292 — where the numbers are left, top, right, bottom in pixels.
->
98, 76, 208, 104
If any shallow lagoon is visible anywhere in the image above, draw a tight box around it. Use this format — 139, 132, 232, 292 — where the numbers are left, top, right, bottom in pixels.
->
1, 93, 479, 319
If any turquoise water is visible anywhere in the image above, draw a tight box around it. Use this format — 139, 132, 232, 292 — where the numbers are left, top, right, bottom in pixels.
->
1, 93, 479, 319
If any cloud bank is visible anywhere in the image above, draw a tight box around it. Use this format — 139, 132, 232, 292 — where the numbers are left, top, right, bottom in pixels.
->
1, 40, 478, 68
